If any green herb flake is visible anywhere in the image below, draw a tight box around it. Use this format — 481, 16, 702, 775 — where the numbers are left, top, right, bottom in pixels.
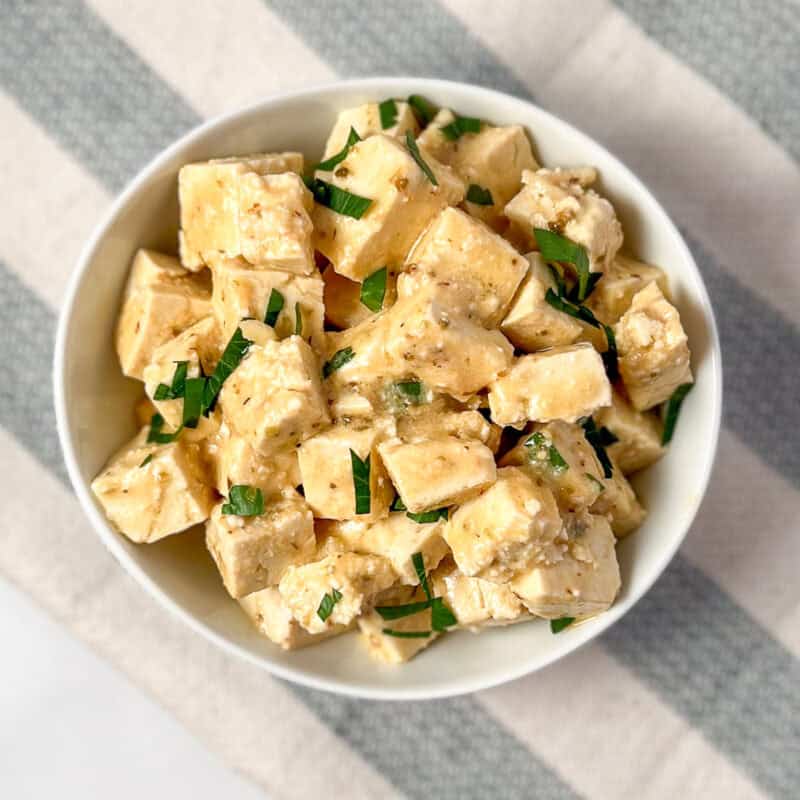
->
525, 432, 568, 475
153, 360, 188, 401
139, 453, 154, 468
221, 484, 265, 517
407, 94, 438, 126
375, 600, 434, 621
466, 183, 494, 206
381, 629, 432, 639
550, 617, 575, 634
585, 472, 606, 493
294, 303, 303, 336
308, 178, 372, 219
601, 323, 619, 382
146, 413, 181, 444
534, 227, 592, 301
350, 450, 371, 515
317, 588, 343, 622
661, 383, 693, 445
407, 507, 449, 524
405, 131, 438, 186
431, 597, 458, 632
441, 114, 481, 141
322, 346, 355, 378
391, 494, 407, 512
264, 289, 285, 327
182, 376, 206, 428
581, 417, 618, 479
202, 327, 252, 412
379, 98, 398, 129
413, 552, 432, 601
360, 266, 387, 312
316, 127, 361, 172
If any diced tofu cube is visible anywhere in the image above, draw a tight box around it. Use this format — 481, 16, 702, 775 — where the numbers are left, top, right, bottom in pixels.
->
500, 421, 605, 512
418, 110, 538, 230
505, 168, 623, 273
206, 491, 315, 598
91, 428, 214, 543
590, 456, 647, 537
397, 407, 499, 453
358, 585, 439, 664
489, 344, 611, 427
116, 249, 212, 379
142, 317, 221, 427
219, 336, 329, 454
317, 512, 449, 585
378, 435, 497, 513
431, 558, 526, 627
386, 291, 514, 395
322, 101, 419, 158
444, 467, 563, 581
178, 153, 313, 272
210, 256, 324, 350
239, 587, 351, 650
594, 391, 664, 474
615, 282, 693, 410
501, 252, 583, 351
322, 264, 373, 329
236, 319, 278, 347
297, 421, 395, 521
586, 254, 669, 325
397, 207, 528, 326
511, 512, 621, 618
278, 553, 397, 634
312, 135, 465, 282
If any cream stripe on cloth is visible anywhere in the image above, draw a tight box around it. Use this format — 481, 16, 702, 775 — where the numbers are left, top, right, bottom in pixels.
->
0, 1, 798, 798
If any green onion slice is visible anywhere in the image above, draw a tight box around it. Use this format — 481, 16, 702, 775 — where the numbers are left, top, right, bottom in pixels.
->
378, 98, 398, 129
360, 267, 387, 312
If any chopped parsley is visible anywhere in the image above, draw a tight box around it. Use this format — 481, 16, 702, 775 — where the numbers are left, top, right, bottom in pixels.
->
308, 178, 372, 219
317, 588, 343, 622
202, 327, 252, 412
407, 94, 438, 125
601, 323, 619, 382
430, 597, 458, 632
393, 380, 423, 403
139, 453, 154, 468
525, 431, 568, 474
315, 127, 361, 172
146, 413, 181, 444
661, 383, 693, 444
264, 289, 285, 327
181, 376, 205, 428
153, 361, 188, 401
581, 417, 618, 479
440, 114, 481, 141
360, 266, 387, 312
466, 183, 494, 206
413, 552, 432, 600
323, 346, 355, 378
375, 600, 433, 620
350, 450, 371, 515
550, 617, 575, 634
544, 288, 602, 328
294, 302, 303, 336
378, 98, 398, 129
391, 495, 407, 512
381, 629, 431, 638
407, 507, 449, 524
221, 484, 264, 517
405, 131, 437, 186
535, 228, 592, 302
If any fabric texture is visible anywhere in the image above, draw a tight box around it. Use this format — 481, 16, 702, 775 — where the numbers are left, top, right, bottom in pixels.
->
1, 1, 798, 798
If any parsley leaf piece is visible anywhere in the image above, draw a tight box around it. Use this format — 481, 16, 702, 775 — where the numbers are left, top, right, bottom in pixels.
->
350, 450, 371, 515
407, 94, 438, 125
153, 360, 188, 401
431, 597, 458, 632
661, 383, 693, 445
317, 588, 343, 622
391, 494, 407, 512
441, 114, 481, 141
375, 600, 433, 621
405, 131, 437, 186
601, 323, 619, 382
381, 629, 432, 638
407, 507, 449, 524
379, 98, 398, 129
534, 227, 592, 301
466, 183, 494, 206
585, 472, 606, 493
264, 289, 285, 327
202, 327, 252, 412
544, 288, 601, 328
139, 454, 154, 468
294, 303, 303, 336
524, 432, 569, 475
581, 417, 617, 479
182, 376, 206, 428
413, 552, 432, 601
393, 380, 423, 402
550, 617, 575, 634
146, 413, 182, 444
315, 127, 361, 172
360, 266, 387, 312
221, 484, 264, 517
322, 346, 355, 378
308, 178, 372, 219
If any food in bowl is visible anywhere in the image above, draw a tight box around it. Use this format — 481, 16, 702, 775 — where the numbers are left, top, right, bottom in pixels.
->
90, 96, 695, 665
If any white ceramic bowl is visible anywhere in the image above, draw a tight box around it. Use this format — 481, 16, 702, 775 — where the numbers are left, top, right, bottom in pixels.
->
54, 78, 722, 700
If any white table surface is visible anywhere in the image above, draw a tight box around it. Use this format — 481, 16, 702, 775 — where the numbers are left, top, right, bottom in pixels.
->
0, 577, 265, 799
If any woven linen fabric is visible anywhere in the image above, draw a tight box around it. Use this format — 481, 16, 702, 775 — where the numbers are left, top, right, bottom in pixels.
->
1, 1, 798, 797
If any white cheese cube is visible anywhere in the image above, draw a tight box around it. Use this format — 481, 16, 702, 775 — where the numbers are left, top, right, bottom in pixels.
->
511, 512, 621, 618
594, 391, 664, 474
322, 101, 419, 158
219, 336, 330, 454
206, 492, 315, 598
116, 249, 212, 379
210, 256, 325, 350
500, 421, 605, 512
178, 153, 311, 272
278, 553, 397, 634
396, 407, 499, 453
615, 282, 693, 410
297, 420, 395, 521
312, 135, 465, 282
501, 252, 583, 351
587, 254, 669, 325
239, 587, 350, 650
91, 428, 214, 543
444, 467, 563, 581
378, 435, 496, 513
590, 456, 647, 537
505, 167, 622, 273
489, 344, 611, 427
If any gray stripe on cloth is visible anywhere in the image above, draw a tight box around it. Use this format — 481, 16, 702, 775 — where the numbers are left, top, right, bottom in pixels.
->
613, 0, 800, 162
0, 0, 199, 191
603, 553, 800, 800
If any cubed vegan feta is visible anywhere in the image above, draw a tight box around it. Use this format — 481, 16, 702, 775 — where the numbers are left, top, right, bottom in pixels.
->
587, 254, 669, 325
322, 101, 419, 158
594, 391, 664, 474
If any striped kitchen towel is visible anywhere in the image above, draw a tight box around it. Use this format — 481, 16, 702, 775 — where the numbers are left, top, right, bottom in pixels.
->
0, 1, 798, 798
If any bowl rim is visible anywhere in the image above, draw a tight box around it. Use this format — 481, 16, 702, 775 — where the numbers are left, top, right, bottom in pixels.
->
54, 76, 723, 701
